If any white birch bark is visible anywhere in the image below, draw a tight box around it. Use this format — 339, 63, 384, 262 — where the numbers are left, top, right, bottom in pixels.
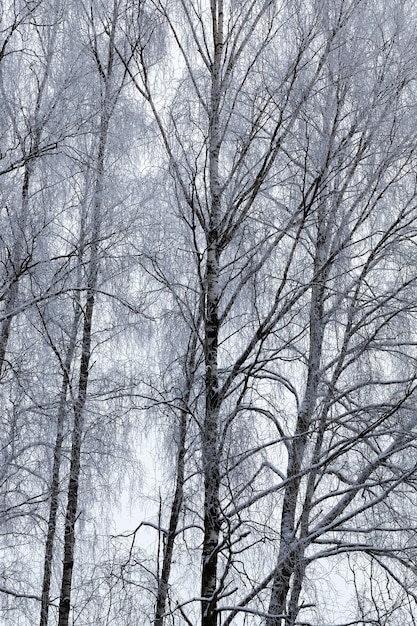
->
200, 4, 223, 624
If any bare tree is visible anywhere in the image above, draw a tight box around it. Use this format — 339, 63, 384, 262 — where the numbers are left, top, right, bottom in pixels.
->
0, 1, 141, 623
2, 1, 417, 625
0, 3, 84, 615
121, 0, 341, 623
54, 2, 133, 624
121, 1, 417, 625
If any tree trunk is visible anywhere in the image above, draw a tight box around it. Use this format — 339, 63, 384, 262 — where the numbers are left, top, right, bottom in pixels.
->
0, 17, 54, 376
56, 4, 120, 620
266, 215, 329, 626
57, 281, 96, 626
154, 408, 187, 626
201, 233, 221, 626
201, 4, 224, 623
0, 166, 31, 376
40, 306, 82, 626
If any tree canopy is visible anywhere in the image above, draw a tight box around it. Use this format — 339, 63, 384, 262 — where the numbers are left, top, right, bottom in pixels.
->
1, 1, 417, 625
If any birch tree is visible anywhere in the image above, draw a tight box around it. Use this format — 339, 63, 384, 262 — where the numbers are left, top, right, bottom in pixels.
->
121, 0, 342, 623
52, 2, 134, 624
0, 1, 142, 623
2, 1, 417, 625
121, 1, 417, 625
0, 2, 82, 613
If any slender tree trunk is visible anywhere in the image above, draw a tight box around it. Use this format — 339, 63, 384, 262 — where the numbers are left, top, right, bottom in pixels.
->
154, 332, 198, 626
201, 4, 224, 624
40, 306, 82, 626
57, 149, 104, 626
56, 5, 118, 619
201, 234, 221, 626
57, 177, 102, 626
57, 279, 96, 626
0, 19, 54, 376
266, 216, 329, 626
154, 408, 187, 626
0, 166, 31, 376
